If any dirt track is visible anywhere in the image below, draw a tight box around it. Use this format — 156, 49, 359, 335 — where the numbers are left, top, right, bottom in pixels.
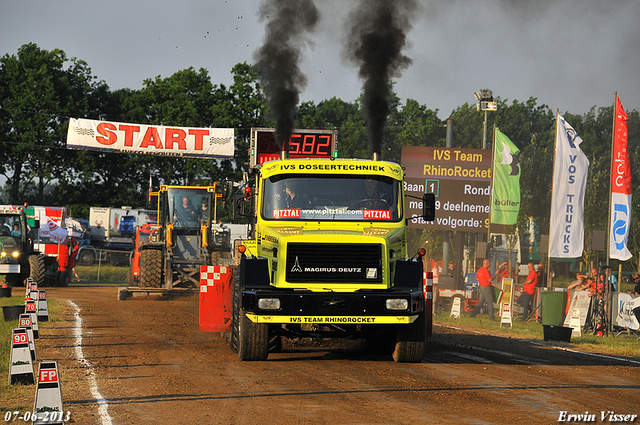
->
29, 285, 640, 424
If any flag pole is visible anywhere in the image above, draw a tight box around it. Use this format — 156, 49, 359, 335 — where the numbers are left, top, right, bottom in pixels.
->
546, 110, 560, 289
606, 92, 616, 268
605, 92, 617, 333
487, 125, 497, 245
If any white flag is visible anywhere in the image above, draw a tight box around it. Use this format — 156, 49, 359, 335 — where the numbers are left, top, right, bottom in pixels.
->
549, 115, 589, 258
46, 218, 68, 244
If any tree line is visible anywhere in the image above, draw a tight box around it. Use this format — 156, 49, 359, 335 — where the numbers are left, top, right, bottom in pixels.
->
1, 43, 639, 269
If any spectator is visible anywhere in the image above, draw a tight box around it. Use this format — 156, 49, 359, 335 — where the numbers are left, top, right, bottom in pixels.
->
470, 259, 495, 320
568, 273, 588, 290
431, 260, 442, 284
516, 262, 538, 322
495, 261, 509, 283
447, 261, 454, 276
537, 263, 547, 287
628, 273, 640, 295
605, 268, 618, 292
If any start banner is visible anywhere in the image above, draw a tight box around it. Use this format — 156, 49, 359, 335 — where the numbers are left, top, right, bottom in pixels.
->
67, 118, 234, 159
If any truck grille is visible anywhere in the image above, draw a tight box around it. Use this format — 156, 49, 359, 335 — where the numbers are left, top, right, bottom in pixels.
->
285, 243, 382, 283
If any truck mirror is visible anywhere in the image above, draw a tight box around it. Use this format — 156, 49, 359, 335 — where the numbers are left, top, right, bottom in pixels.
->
422, 193, 435, 222
222, 181, 234, 199
33, 219, 40, 230
232, 192, 246, 220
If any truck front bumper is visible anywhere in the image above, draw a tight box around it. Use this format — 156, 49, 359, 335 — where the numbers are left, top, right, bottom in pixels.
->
241, 289, 425, 325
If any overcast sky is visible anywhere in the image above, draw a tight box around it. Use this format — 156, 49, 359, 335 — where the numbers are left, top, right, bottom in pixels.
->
2, 0, 639, 119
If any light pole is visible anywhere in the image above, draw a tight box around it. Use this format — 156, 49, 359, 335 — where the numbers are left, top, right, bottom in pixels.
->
474, 89, 497, 149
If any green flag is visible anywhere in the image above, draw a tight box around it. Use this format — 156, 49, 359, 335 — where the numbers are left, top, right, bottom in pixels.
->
491, 129, 521, 225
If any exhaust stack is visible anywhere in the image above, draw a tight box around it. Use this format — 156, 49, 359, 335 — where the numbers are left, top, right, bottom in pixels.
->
277, 134, 289, 160
372, 151, 381, 161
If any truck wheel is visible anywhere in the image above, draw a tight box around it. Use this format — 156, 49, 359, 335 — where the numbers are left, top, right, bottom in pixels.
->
238, 308, 269, 361
28, 254, 46, 287
139, 249, 163, 288
392, 312, 426, 363
269, 330, 282, 353
229, 271, 240, 353
78, 250, 95, 266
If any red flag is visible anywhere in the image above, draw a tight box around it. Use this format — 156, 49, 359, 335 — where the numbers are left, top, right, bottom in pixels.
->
610, 95, 632, 260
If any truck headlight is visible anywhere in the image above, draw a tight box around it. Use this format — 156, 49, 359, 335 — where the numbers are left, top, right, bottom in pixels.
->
258, 298, 281, 310
386, 299, 409, 311
11, 251, 19, 258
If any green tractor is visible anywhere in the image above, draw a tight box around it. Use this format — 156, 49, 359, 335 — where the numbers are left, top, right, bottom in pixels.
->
0, 206, 45, 287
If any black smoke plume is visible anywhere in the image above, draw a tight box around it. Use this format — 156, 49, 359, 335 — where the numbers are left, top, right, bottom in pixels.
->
255, 0, 319, 149
345, 0, 419, 158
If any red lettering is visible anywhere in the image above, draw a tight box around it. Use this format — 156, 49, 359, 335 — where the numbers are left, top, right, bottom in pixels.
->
189, 129, 209, 150
166, 128, 187, 150
140, 127, 163, 149
119, 124, 140, 147
96, 122, 117, 145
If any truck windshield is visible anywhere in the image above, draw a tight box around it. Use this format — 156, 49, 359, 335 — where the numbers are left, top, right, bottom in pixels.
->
167, 188, 210, 229
261, 174, 402, 221
0, 214, 23, 251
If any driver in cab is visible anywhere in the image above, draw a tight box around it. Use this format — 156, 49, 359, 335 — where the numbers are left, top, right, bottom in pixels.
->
175, 195, 201, 223
276, 180, 310, 209
350, 178, 389, 210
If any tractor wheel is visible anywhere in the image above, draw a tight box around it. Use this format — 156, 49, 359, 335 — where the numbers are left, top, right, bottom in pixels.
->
139, 249, 163, 288
28, 254, 46, 287
392, 310, 426, 363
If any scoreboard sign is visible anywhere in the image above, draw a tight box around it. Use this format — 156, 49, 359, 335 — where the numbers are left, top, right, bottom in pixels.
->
401, 146, 492, 232
249, 128, 338, 168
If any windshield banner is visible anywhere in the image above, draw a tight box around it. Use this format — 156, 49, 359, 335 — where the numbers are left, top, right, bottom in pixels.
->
67, 118, 234, 159
272, 208, 391, 221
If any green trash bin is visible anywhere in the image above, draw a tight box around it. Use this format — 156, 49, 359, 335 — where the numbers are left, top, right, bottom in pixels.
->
541, 290, 567, 326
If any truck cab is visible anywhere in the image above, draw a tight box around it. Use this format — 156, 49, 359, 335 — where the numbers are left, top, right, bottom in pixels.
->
232, 158, 432, 362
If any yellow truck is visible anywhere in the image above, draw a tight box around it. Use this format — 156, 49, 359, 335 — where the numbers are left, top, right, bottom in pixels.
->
204, 129, 434, 362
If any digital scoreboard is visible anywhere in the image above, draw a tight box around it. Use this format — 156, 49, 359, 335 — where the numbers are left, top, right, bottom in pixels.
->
249, 128, 338, 168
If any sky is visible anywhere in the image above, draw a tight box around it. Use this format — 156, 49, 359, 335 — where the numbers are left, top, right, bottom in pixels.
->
2, 0, 639, 119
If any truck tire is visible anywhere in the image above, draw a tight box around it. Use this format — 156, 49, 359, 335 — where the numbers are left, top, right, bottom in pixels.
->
232, 266, 269, 360
238, 307, 269, 361
78, 249, 95, 266
28, 254, 46, 287
139, 249, 163, 288
392, 312, 426, 363
229, 270, 240, 353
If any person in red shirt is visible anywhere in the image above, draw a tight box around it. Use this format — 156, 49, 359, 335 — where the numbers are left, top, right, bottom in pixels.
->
516, 262, 538, 322
470, 259, 495, 320
495, 261, 509, 283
